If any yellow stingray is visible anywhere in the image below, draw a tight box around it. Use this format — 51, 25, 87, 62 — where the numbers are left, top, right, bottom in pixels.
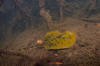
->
43, 30, 76, 49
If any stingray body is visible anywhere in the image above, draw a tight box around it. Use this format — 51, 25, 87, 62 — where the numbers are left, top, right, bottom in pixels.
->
43, 31, 76, 49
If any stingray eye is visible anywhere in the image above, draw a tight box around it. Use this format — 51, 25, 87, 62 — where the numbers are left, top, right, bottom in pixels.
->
62, 37, 66, 39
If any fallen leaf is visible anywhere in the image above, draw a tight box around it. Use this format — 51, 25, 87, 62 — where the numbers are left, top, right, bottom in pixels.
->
37, 40, 43, 44
29, 48, 32, 50
97, 23, 100, 27
54, 53, 59, 56
49, 61, 63, 65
